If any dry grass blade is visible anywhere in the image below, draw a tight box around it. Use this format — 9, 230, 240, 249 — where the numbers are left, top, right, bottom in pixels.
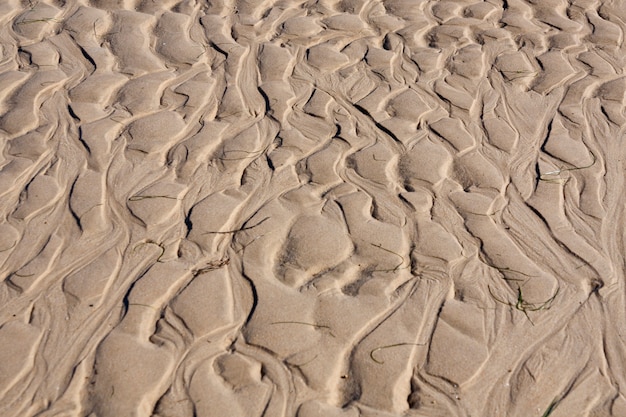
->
494, 267, 536, 281
202, 216, 269, 235
488, 285, 560, 325
286, 354, 320, 367
541, 397, 561, 417
370, 243, 409, 272
234, 235, 264, 254
271, 321, 335, 337
133, 240, 166, 262
192, 258, 230, 276
539, 151, 596, 182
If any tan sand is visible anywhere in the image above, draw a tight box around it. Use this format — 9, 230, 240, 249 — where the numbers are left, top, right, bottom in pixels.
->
0, 0, 625, 416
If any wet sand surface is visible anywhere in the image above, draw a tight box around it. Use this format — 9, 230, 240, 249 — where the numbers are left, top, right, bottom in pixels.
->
1, 0, 626, 416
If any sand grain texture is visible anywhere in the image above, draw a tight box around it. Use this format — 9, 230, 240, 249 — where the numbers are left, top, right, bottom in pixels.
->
1, 0, 626, 416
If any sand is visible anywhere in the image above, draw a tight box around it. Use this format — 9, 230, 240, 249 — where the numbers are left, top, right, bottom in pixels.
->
0, 0, 625, 416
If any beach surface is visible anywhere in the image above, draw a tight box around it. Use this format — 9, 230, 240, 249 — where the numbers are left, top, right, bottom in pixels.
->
1, 1, 626, 416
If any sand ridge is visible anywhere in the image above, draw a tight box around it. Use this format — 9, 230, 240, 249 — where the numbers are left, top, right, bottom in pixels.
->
0, 0, 625, 416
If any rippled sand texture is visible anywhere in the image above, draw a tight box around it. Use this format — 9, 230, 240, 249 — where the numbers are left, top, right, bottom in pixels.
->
1, 0, 626, 416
